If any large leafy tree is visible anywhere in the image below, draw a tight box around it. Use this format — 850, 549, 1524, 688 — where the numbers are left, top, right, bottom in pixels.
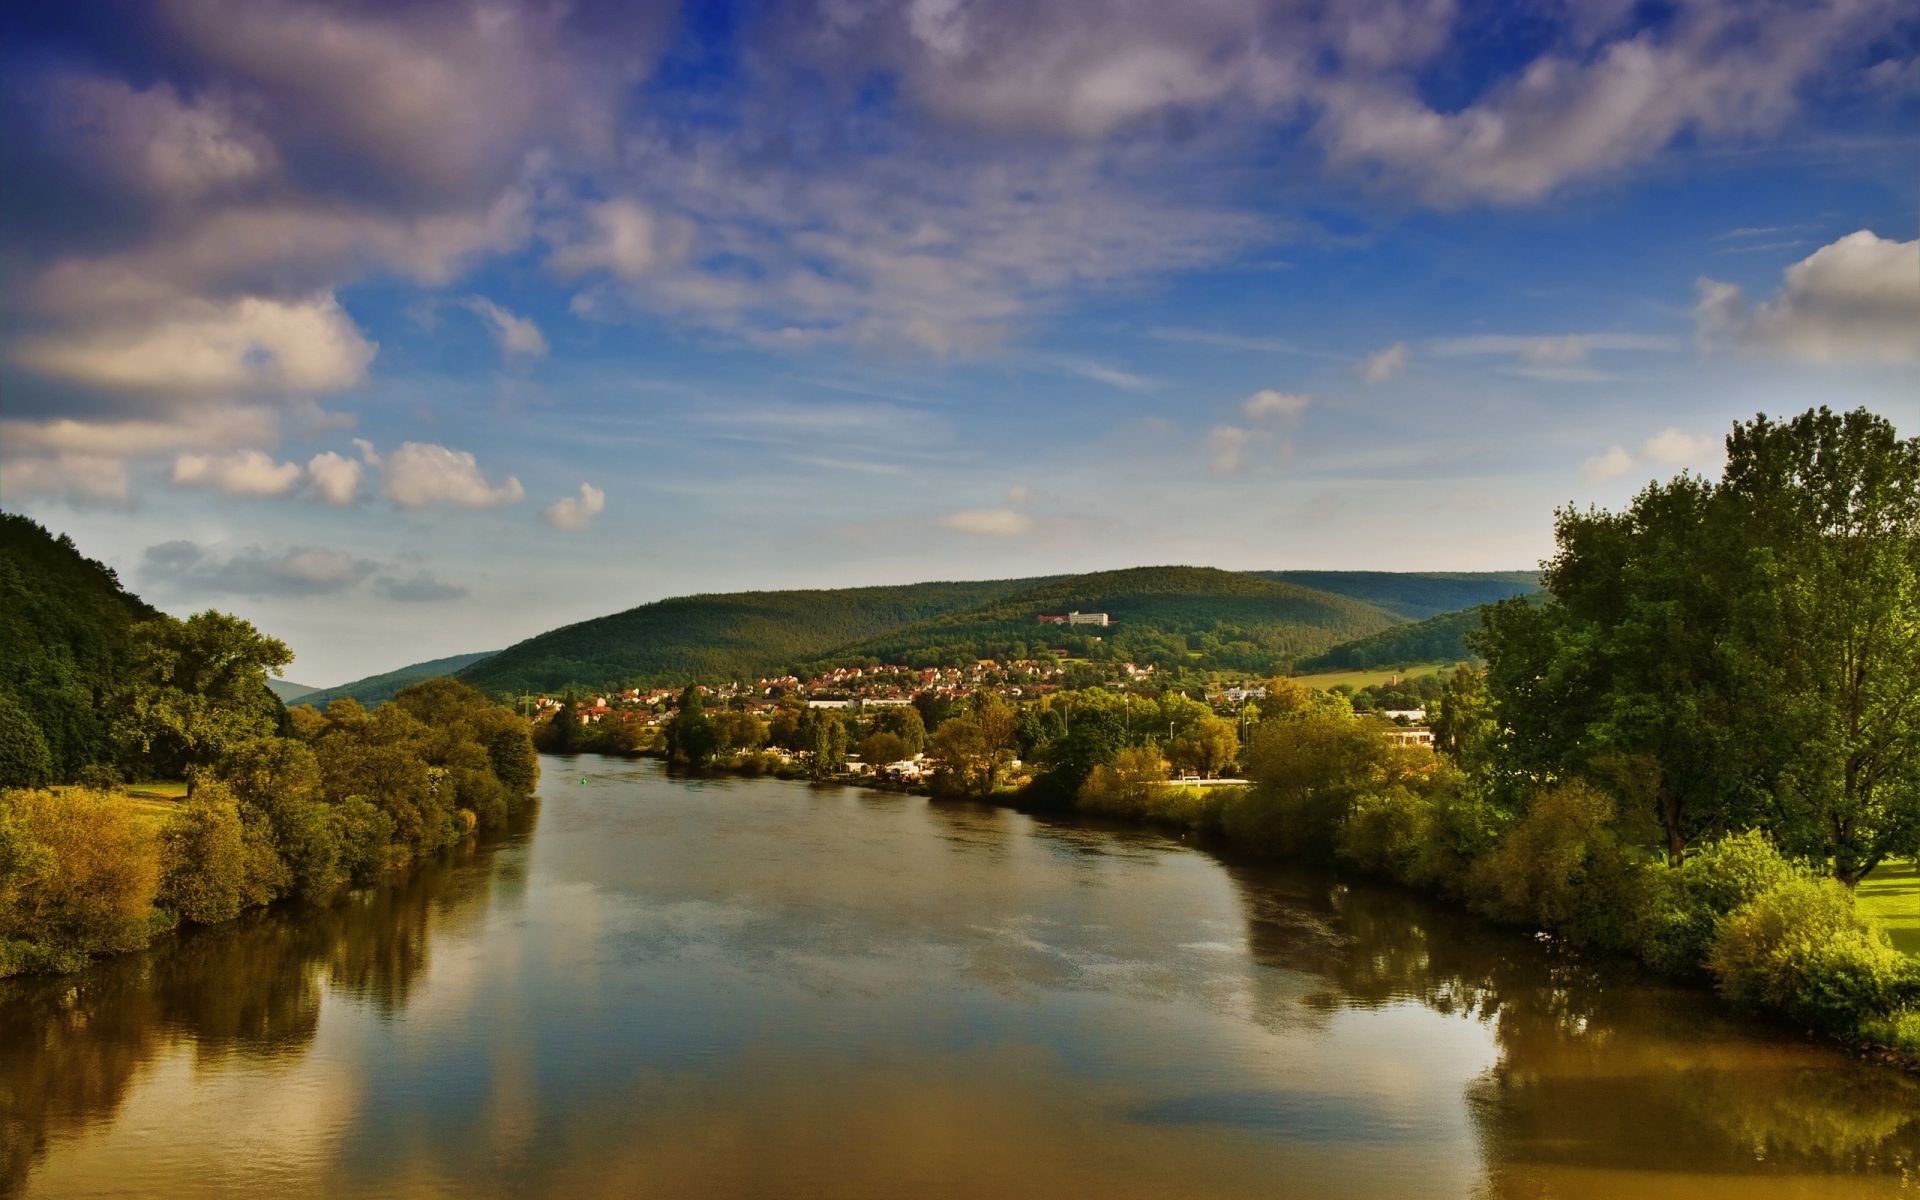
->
116, 611, 292, 788
1718, 408, 1920, 881
1477, 406, 1919, 878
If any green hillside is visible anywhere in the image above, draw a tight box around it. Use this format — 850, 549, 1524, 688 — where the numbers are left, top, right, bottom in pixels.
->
454, 567, 1442, 695
0, 513, 158, 778
458, 578, 1048, 696
1255, 570, 1538, 620
1294, 594, 1544, 673
300, 650, 500, 709
822, 566, 1400, 673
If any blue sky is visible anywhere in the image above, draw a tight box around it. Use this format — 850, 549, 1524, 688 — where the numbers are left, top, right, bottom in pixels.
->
2, 0, 1916, 685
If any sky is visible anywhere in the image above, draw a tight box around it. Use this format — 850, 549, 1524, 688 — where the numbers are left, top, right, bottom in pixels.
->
1, 0, 1916, 687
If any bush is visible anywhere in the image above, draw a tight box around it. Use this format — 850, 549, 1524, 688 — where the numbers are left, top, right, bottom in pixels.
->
0, 788, 157, 957
1633, 830, 1798, 977
1077, 747, 1170, 821
1340, 785, 1431, 883
329, 796, 396, 882
1708, 876, 1918, 1033
74, 763, 123, 791
158, 781, 285, 924
1468, 781, 1641, 948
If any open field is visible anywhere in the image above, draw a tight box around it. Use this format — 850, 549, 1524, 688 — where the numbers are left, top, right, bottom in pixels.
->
121, 781, 188, 828
1858, 861, 1920, 958
1290, 663, 1456, 691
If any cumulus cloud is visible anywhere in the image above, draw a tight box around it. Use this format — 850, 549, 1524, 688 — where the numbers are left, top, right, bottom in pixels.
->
171, 448, 305, 497
940, 508, 1034, 536
11, 292, 376, 396
44, 74, 276, 203
143, 540, 376, 598
1583, 428, 1725, 485
1694, 231, 1920, 364
1207, 425, 1255, 475
305, 451, 363, 505
543, 482, 606, 531
459, 295, 548, 358
1241, 389, 1309, 421
379, 441, 524, 508
1358, 341, 1409, 383
1582, 445, 1634, 483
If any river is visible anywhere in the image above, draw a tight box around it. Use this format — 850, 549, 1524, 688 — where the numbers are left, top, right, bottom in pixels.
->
3, 754, 1916, 1198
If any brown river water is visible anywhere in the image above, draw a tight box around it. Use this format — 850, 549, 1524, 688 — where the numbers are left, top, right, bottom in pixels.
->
4, 754, 1917, 1198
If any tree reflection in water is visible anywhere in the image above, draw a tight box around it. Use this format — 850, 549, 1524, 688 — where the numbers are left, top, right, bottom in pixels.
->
1220, 856, 1920, 1185
0, 825, 517, 1194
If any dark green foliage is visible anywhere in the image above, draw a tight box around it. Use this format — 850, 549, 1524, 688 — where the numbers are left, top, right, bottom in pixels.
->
462, 578, 1044, 695
1253, 570, 1539, 620
1296, 601, 1530, 672
0, 515, 157, 779
1467, 782, 1641, 950
0, 693, 53, 789
298, 650, 498, 708
831, 567, 1401, 677
664, 686, 720, 766
450, 567, 1540, 697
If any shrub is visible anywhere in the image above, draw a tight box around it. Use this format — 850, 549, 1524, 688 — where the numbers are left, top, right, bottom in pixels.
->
329, 796, 396, 882
1633, 830, 1798, 977
0, 788, 157, 956
1708, 876, 1918, 1033
1467, 781, 1641, 948
1077, 747, 1170, 821
74, 763, 123, 791
158, 782, 286, 924
1340, 785, 1431, 883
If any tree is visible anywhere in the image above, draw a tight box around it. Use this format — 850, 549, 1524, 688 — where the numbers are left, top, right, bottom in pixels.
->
859, 731, 910, 766
0, 693, 53, 789
1169, 715, 1238, 778
116, 611, 291, 790
664, 685, 720, 767
1719, 408, 1920, 882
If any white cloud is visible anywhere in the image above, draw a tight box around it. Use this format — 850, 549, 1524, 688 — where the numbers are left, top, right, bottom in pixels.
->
0, 454, 131, 506
1582, 427, 1724, 485
1241, 389, 1310, 421
47, 74, 275, 203
1641, 427, 1721, 466
1048, 356, 1155, 390
1582, 445, 1634, 483
11, 293, 376, 396
1428, 331, 1679, 381
1693, 230, 1920, 364
543, 482, 606, 531
380, 442, 524, 508
548, 198, 694, 283
0, 407, 280, 458
305, 451, 363, 505
1358, 341, 1409, 383
460, 296, 549, 358
1313, 0, 1892, 204
940, 508, 1034, 536
171, 448, 304, 497
1207, 424, 1255, 475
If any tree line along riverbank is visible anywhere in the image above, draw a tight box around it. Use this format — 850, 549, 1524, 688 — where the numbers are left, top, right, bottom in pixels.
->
553, 406, 1920, 1060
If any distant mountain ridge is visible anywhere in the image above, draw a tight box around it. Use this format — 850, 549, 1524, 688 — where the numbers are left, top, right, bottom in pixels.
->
298, 650, 500, 709
449, 566, 1540, 697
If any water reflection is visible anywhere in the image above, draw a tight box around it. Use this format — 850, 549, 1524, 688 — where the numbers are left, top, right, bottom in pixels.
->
0, 826, 520, 1195
3, 760, 1917, 1199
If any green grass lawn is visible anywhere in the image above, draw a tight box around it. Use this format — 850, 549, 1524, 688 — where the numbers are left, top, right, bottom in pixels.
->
119, 780, 189, 829
1291, 663, 1452, 691
1858, 860, 1920, 958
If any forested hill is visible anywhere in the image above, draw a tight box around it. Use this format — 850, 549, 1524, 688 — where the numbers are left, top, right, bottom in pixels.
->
1255, 570, 1538, 620
816, 566, 1398, 675
453, 566, 1536, 696
1294, 591, 1546, 673
457, 577, 1050, 696
0, 514, 158, 777
299, 650, 500, 709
